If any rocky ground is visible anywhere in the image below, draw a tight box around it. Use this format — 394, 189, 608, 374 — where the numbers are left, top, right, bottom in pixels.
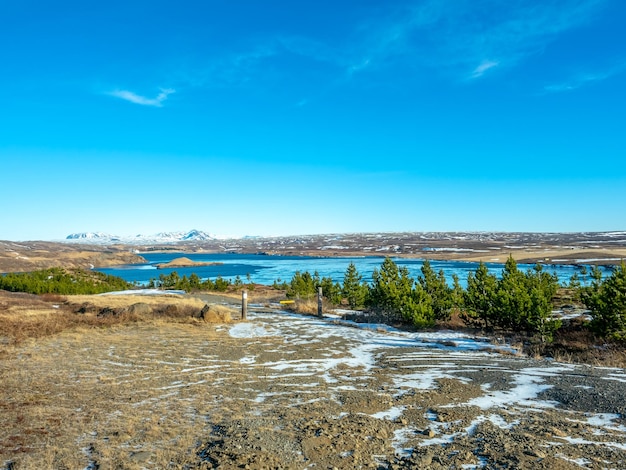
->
1, 297, 625, 469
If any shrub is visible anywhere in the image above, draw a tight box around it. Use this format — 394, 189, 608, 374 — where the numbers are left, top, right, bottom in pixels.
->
366, 257, 435, 327
581, 261, 626, 338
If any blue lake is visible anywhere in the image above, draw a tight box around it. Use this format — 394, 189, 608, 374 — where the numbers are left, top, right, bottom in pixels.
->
95, 253, 608, 287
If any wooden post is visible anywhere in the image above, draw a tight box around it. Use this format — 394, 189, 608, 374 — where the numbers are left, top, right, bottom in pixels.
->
317, 286, 323, 317
242, 289, 248, 320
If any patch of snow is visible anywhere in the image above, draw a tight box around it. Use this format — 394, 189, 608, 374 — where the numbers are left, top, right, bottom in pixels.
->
418, 433, 458, 446
371, 405, 405, 421
465, 368, 565, 410
577, 413, 626, 432
392, 428, 416, 457
462, 457, 489, 469
392, 368, 466, 392
99, 289, 186, 296
228, 323, 275, 338
422, 247, 491, 252
574, 258, 622, 263
159, 379, 208, 389
555, 454, 592, 467
466, 414, 519, 435
552, 436, 626, 451
604, 372, 626, 383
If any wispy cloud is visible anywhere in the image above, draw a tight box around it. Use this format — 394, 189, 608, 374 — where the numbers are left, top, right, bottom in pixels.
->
470, 60, 500, 79
169, 0, 609, 102
544, 61, 626, 93
348, 0, 609, 80
109, 88, 175, 107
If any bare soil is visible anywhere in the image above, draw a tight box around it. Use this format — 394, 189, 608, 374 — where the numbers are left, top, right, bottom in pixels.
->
1, 293, 625, 469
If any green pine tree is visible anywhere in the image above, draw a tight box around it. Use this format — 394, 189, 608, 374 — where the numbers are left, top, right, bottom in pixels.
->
342, 262, 368, 309
582, 261, 626, 338
461, 262, 498, 330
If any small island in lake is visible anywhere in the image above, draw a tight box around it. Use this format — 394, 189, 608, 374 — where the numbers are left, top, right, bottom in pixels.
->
155, 257, 223, 269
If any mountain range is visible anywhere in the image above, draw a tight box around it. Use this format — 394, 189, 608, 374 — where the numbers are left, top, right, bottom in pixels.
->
64, 229, 217, 244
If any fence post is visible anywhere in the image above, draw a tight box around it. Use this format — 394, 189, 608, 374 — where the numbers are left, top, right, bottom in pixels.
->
242, 289, 248, 320
317, 286, 323, 317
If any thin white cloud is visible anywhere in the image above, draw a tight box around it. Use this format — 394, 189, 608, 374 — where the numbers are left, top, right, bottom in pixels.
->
470, 60, 500, 79
109, 88, 175, 107
349, 0, 609, 80
544, 61, 626, 92
170, 0, 609, 99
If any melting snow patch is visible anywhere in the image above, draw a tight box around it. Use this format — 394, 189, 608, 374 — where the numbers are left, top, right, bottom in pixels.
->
466, 369, 560, 410
393, 368, 464, 393
392, 428, 416, 457
466, 414, 519, 435
576, 413, 626, 433
605, 372, 626, 383
371, 405, 405, 421
555, 454, 591, 467
99, 289, 186, 296
228, 323, 274, 338
553, 436, 626, 451
418, 433, 458, 447
462, 457, 489, 469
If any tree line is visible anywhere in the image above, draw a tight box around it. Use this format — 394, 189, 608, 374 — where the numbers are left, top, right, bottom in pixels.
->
0, 268, 133, 295
2, 258, 624, 341
283, 257, 626, 341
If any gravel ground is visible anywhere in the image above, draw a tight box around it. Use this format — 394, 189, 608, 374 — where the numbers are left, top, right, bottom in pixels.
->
1, 305, 625, 469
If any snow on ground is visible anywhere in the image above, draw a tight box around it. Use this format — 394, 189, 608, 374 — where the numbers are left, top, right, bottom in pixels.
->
465, 371, 561, 410
99, 289, 186, 296
228, 322, 276, 339
74, 304, 623, 465
371, 405, 406, 421
220, 308, 626, 464
224, 310, 567, 427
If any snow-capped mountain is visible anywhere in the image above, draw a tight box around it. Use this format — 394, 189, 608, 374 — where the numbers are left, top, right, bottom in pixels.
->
65, 232, 120, 241
64, 230, 217, 244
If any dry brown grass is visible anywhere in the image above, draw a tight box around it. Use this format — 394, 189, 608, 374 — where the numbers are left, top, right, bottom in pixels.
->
0, 323, 241, 469
0, 291, 242, 467
435, 311, 468, 330
285, 298, 335, 316
68, 293, 205, 310
288, 299, 319, 315
535, 333, 626, 368
194, 285, 286, 305
0, 291, 235, 349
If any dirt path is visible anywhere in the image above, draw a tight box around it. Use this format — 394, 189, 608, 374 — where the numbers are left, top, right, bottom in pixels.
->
1, 307, 626, 469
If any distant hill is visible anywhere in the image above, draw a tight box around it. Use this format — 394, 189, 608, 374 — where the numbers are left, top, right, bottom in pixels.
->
65, 229, 216, 245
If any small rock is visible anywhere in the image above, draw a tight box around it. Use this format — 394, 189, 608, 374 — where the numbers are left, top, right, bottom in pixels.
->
414, 453, 433, 467
525, 449, 547, 459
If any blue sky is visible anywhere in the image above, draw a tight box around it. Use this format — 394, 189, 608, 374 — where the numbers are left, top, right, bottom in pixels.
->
1, 0, 625, 240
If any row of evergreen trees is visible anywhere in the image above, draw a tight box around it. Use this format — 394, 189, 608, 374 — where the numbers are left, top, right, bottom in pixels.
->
0, 268, 133, 295
146, 272, 233, 292
283, 257, 626, 341
3, 258, 623, 340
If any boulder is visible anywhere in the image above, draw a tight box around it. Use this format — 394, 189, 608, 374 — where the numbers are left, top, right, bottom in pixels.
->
127, 302, 152, 315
